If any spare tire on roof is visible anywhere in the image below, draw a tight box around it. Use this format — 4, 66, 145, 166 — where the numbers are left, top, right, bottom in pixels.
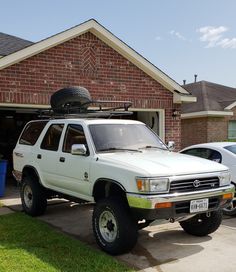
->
50, 86, 92, 113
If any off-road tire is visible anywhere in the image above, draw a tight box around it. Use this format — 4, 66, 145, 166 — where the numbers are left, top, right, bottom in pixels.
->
92, 197, 138, 255
222, 199, 236, 216
20, 175, 47, 216
50, 86, 92, 113
180, 210, 222, 236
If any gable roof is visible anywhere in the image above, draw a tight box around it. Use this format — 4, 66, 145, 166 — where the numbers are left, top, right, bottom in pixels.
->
0, 32, 33, 56
0, 19, 195, 104
181, 80, 236, 118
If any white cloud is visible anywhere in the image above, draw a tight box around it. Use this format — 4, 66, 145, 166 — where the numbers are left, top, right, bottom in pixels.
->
197, 26, 236, 49
217, 38, 236, 49
170, 30, 186, 41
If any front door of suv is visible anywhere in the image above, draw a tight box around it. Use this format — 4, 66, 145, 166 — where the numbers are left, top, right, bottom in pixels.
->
54, 123, 92, 199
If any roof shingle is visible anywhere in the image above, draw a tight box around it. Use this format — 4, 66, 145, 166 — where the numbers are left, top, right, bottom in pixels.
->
182, 81, 236, 113
0, 32, 33, 56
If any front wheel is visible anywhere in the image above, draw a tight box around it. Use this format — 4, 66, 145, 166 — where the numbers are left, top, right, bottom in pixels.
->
92, 198, 138, 255
179, 210, 222, 236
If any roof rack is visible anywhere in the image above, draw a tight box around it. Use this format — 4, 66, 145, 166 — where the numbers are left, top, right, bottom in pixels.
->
38, 100, 133, 119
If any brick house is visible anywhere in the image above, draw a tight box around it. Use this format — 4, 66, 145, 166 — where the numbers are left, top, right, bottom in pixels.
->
0, 19, 195, 164
181, 80, 236, 148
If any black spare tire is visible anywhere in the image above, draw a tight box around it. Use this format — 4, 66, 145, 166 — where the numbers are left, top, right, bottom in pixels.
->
50, 86, 92, 113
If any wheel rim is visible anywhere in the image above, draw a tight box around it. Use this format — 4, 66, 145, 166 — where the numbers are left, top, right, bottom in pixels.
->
224, 201, 236, 212
23, 185, 33, 208
99, 210, 118, 242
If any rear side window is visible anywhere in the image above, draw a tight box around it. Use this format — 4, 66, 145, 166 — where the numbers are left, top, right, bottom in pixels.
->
182, 148, 210, 159
182, 148, 222, 163
224, 145, 236, 155
41, 124, 64, 151
19, 121, 48, 146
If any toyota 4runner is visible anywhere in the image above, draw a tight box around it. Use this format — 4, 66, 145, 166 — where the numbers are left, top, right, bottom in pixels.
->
13, 117, 234, 255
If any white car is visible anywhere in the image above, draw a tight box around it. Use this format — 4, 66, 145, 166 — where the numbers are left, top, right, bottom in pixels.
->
181, 142, 236, 215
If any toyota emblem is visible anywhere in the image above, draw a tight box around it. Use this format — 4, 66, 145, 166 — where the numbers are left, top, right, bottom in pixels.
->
193, 179, 201, 187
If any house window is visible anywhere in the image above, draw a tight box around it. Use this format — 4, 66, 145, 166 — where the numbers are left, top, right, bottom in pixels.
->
228, 121, 236, 139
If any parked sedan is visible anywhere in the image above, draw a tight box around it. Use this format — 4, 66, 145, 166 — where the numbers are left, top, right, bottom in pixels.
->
181, 142, 236, 215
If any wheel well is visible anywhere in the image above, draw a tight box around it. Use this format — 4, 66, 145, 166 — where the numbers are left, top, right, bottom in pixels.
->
93, 179, 127, 203
22, 166, 39, 183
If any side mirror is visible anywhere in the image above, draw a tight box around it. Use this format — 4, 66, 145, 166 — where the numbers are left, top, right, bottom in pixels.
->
167, 141, 175, 151
71, 144, 87, 156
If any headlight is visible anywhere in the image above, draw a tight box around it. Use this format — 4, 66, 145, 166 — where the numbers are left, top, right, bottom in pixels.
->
219, 171, 231, 186
136, 178, 170, 193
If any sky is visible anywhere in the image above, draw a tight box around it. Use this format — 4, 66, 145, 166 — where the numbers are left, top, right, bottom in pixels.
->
1, 0, 236, 87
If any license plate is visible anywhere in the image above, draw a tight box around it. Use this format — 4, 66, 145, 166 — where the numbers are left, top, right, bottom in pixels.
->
190, 198, 209, 213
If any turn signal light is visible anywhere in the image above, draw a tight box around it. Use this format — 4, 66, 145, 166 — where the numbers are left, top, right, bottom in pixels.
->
136, 179, 143, 191
223, 193, 233, 200
155, 202, 172, 209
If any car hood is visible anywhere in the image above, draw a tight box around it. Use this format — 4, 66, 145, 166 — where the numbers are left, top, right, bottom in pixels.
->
98, 150, 228, 176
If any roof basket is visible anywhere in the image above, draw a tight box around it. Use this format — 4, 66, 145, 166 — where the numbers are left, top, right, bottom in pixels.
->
38, 100, 133, 119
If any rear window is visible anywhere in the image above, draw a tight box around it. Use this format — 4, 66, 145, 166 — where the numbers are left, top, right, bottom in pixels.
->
224, 144, 236, 155
19, 121, 48, 146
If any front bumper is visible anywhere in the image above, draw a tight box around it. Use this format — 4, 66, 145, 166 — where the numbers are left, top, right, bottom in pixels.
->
127, 184, 235, 220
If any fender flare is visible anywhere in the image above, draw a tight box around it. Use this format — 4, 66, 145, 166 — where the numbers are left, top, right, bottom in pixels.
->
92, 178, 126, 197
22, 165, 42, 185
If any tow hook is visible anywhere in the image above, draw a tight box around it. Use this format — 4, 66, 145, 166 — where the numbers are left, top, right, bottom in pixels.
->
206, 212, 211, 218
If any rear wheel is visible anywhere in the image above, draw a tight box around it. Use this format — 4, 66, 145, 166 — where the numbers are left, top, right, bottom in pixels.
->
180, 210, 222, 236
92, 197, 138, 255
20, 175, 47, 216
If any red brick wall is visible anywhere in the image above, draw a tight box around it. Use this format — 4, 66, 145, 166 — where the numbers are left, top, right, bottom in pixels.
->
181, 117, 208, 148
0, 32, 180, 149
181, 113, 236, 148
207, 117, 227, 142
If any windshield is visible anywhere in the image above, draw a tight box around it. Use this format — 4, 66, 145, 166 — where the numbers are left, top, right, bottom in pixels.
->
89, 123, 167, 152
224, 144, 236, 155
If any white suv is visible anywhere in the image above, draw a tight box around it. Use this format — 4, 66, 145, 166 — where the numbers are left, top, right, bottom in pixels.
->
13, 118, 234, 254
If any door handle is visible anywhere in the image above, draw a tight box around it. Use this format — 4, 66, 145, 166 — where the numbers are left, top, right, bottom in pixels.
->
37, 154, 42, 159
59, 157, 65, 162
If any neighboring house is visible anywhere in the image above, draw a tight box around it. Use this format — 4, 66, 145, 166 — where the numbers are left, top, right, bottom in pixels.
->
0, 32, 33, 57
181, 80, 236, 148
0, 19, 195, 164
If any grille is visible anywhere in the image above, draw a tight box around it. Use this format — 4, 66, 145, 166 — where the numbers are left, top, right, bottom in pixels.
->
170, 177, 220, 193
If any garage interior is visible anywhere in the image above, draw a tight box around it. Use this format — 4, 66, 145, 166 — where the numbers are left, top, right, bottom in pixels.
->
0, 107, 38, 176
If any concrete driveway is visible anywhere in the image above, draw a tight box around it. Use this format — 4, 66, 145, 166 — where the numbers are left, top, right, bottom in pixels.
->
2, 184, 236, 272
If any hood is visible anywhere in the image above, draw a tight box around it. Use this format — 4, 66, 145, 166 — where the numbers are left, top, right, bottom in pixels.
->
98, 150, 228, 176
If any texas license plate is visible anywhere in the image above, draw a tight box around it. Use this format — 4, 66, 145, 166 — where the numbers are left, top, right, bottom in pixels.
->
190, 199, 209, 213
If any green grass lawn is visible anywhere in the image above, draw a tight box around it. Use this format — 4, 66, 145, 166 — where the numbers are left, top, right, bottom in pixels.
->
0, 213, 134, 272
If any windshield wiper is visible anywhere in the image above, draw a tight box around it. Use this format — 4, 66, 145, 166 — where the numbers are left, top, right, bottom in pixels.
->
98, 147, 142, 153
139, 145, 167, 150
